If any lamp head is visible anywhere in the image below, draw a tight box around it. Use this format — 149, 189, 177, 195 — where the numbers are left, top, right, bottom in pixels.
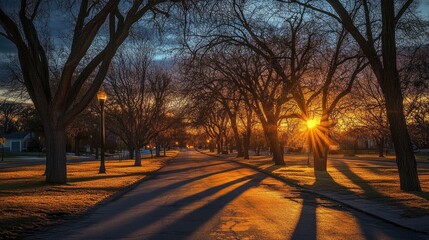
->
97, 88, 107, 103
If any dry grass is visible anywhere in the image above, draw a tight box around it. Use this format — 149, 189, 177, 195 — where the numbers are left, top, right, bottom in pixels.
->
0, 150, 178, 239
203, 150, 429, 218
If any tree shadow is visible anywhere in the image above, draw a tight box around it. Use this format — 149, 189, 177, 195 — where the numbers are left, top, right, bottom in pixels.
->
141, 174, 265, 239
330, 161, 429, 217
290, 191, 317, 240
264, 165, 284, 172
67, 172, 148, 183
333, 161, 392, 198
311, 170, 350, 193
77, 172, 263, 239
304, 171, 420, 240
156, 161, 230, 175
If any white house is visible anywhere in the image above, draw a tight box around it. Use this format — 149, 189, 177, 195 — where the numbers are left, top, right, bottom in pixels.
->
0, 132, 36, 152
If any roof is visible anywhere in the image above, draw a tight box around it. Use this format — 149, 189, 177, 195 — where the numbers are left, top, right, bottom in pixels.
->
0, 131, 32, 139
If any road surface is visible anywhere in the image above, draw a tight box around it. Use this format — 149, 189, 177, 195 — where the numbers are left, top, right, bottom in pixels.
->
30, 150, 426, 240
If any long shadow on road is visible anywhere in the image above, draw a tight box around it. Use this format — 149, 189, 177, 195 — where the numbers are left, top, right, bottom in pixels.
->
131, 174, 265, 239
80, 170, 263, 239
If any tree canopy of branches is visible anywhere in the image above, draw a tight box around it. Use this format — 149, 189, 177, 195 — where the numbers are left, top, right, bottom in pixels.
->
288, 0, 423, 191
0, 100, 25, 133
0, 0, 182, 183
179, 0, 428, 192
105, 46, 179, 166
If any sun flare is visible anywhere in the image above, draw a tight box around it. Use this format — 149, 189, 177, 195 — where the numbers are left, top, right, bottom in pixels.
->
307, 119, 318, 129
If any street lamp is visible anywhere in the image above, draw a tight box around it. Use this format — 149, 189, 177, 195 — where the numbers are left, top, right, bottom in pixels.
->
206, 139, 211, 151
97, 88, 107, 174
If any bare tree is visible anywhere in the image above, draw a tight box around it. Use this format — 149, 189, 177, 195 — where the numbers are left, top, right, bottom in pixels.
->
105, 47, 176, 166
181, 1, 323, 165
327, 0, 422, 191
188, 92, 230, 154
293, 21, 367, 171
0, 0, 181, 183
402, 45, 429, 149
0, 100, 25, 133
353, 70, 390, 157
289, 0, 422, 191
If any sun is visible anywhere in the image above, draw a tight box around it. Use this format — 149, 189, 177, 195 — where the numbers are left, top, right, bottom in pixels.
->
307, 119, 318, 129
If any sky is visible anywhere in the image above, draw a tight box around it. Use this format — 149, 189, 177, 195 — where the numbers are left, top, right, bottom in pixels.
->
0, 1, 428, 88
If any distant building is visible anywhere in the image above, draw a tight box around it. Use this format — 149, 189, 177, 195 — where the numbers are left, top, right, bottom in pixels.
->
0, 132, 37, 152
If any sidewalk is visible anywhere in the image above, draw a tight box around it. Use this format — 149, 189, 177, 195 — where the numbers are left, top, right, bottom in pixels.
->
197, 149, 429, 234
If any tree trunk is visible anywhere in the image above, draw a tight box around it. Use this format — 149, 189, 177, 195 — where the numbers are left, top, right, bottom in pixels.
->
134, 147, 141, 166
378, 0, 421, 192
45, 126, 67, 183
128, 146, 134, 159
313, 137, 329, 172
384, 81, 421, 191
163, 146, 166, 157
352, 138, 358, 155
312, 118, 329, 171
243, 133, 250, 159
232, 126, 243, 157
156, 144, 161, 157
264, 124, 285, 165
243, 111, 252, 159
74, 136, 80, 156
378, 137, 385, 157
256, 144, 260, 156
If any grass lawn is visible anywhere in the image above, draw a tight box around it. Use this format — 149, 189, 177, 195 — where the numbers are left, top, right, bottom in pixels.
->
0, 150, 178, 239
202, 150, 429, 218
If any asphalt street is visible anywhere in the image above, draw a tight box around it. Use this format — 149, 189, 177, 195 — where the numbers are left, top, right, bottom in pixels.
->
29, 150, 426, 239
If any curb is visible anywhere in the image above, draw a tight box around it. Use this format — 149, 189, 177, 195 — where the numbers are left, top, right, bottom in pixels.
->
196, 149, 428, 235
23, 153, 180, 239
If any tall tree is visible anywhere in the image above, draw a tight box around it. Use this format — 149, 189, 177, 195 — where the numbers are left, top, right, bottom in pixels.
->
326, 0, 421, 191
290, 0, 422, 191
105, 48, 177, 166
295, 23, 367, 171
0, 0, 180, 183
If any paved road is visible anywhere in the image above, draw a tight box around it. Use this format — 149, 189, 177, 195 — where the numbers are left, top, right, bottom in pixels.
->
31, 150, 426, 240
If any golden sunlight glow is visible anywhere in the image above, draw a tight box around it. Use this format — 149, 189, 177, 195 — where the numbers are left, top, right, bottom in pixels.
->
97, 89, 107, 101
307, 119, 317, 129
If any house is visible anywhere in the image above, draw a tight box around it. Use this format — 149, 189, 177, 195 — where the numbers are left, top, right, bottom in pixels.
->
0, 132, 37, 152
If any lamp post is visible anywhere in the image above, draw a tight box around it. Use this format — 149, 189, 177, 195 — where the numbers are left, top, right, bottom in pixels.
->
97, 88, 107, 174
